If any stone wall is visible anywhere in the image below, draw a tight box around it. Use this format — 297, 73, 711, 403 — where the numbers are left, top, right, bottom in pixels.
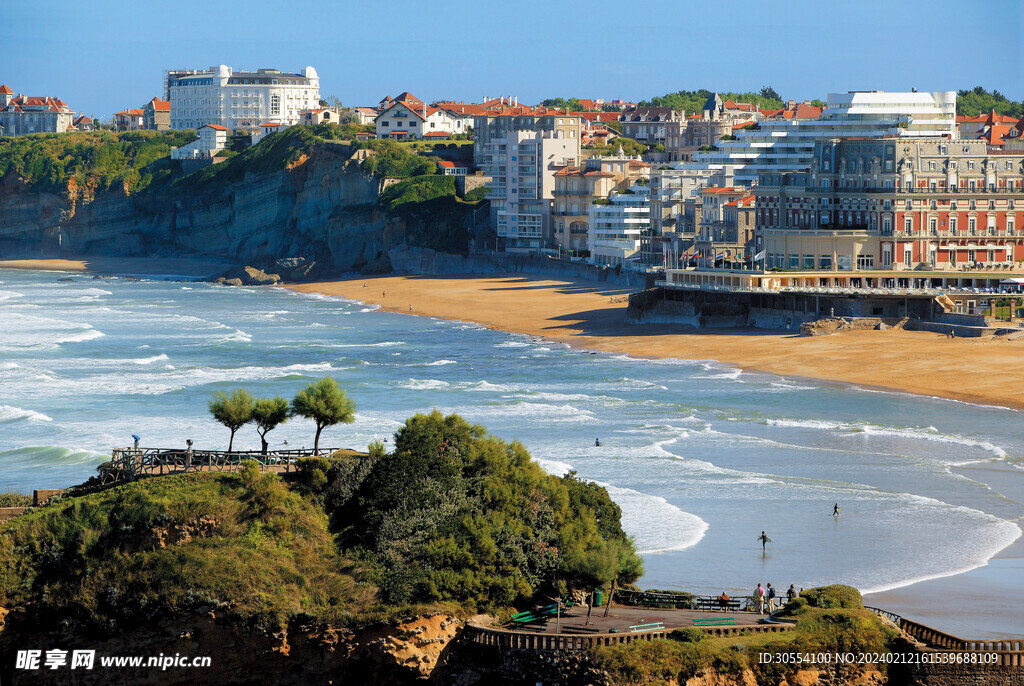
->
909, 663, 1024, 685
0, 507, 27, 523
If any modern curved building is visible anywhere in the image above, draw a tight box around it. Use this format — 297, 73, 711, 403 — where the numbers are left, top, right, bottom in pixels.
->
168, 65, 320, 132
683, 91, 958, 186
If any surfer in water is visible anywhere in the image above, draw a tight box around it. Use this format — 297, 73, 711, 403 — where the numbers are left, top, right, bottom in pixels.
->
832, 503, 840, 516
595, 438, 601, 447
757, 531, 772, 550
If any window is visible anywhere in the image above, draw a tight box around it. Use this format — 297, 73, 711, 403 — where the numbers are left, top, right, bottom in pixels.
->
857, 254, 874, 270
1008, 216, 1015, 234
930, 218, 937, 234
789, 254, 800, 269
968, 217, 976, 233
885, 160, 893, 171
904, 218, 912, 233
838, 255, 853, 271
270, 95, 280, 116
803, 254, 814, 269
820, 255, 832, 270
968, 161, 975, 170
904, 247, 913, 267
929, 161, 936, 171
950, 217, 957, 232
882, 217, 892, 234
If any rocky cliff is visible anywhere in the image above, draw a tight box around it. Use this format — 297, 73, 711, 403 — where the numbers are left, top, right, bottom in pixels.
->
0, 143, 410, 275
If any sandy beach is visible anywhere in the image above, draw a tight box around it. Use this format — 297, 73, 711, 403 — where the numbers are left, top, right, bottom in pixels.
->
288, 274, 1024, 411
0, 256, 232, 279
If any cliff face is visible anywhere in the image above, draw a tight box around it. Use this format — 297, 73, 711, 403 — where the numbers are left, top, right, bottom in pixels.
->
0, 145, 406, 274
0, 608, 463, 685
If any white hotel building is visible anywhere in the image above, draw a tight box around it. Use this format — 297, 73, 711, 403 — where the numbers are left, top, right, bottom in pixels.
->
169, 65, 320, 132
685, 91, 958, 186
588, 185, 651, 269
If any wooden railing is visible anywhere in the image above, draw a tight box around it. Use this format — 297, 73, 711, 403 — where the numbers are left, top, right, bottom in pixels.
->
866, 606, 1024, 667
101, 446, 343, 484
462, 622, 792, 652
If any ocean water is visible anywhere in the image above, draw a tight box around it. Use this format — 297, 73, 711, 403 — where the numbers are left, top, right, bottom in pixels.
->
2, 269, 1022, 623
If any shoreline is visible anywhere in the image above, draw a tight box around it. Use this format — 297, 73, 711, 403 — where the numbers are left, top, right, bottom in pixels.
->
0, 256, 232, 279
286, 273, 1024, 412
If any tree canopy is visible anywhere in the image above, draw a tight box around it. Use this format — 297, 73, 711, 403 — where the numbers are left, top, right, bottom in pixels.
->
291, 377, 356, 452
956, 86, 1023, 118
252, 396, 290, 454
318, 411, 643, 609
208, 389, 255, 452
640, 88, 785, 113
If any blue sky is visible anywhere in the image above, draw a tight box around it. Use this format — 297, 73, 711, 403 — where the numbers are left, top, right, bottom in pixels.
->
3, 0, 1021, 120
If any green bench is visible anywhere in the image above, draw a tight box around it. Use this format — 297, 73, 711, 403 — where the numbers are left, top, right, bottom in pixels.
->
508, 603, 559, 626
693, 616, 736, 626
629, 621, 665, 632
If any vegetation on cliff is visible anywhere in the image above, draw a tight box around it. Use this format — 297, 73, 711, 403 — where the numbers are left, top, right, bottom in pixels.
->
595, 584, 900, 684
296, 411, 643, 611
378, 175, 483, 255
0, 130, 195, 196
0, 470, 372, 633
0, 411, 640, 636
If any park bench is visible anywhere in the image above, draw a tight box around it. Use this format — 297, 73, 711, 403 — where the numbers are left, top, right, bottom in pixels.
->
629, 621, 666, 632
693, 616, 736, 627
695, 597, 744, 612
508, 603, 559, 626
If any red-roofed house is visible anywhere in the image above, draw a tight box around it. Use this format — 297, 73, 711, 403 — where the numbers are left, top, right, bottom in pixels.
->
143, 97, 170, 130
354, 107, 379, 125
299, 107, 340, 126
113, 108, 144, 131
0, 85, 76, 135
437, 159, 468, 176
72, 115, 95, 132
375, 98, 465, 139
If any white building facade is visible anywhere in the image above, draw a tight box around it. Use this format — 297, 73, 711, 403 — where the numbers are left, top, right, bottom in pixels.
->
588, 185, 650, 269
685, 91, 958, 186
169, 65, 320, 132
171, 125, 228, 160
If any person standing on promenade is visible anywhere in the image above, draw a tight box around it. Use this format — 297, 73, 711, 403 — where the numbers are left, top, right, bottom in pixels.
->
767, 583, 776, 612
755, 583, 765, 614
757, 531, 771, 550
786, 584, 797, 603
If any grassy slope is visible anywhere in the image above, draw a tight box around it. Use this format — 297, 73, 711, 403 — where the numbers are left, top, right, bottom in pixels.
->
0, 471, 373, 633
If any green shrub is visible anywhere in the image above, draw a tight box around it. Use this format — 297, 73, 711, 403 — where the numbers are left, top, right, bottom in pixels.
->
670, 627, 707, 643
801, 584, 862, 609
0, 491, 32, 508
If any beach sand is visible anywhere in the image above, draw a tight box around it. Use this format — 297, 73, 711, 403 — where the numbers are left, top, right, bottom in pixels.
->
0, 256, 232, 279
288, 274, 1024, 411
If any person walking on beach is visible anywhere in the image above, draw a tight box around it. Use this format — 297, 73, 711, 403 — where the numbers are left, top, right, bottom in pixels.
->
766, 583, 776, 612
757, 531, 771, 550
755, 583, 765, 614
832, 502, 840, 516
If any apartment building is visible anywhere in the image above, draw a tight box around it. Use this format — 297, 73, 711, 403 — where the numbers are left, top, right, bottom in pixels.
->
588, 185, 651, 268
686, 91, 956, 186
474, 111, 582, 251
0, 84, 75, 136
643, 166, 734, 266
755, 138, 1024, 272
693, 189, 756, 266
552, 153, 650, 252
169, 65, 320, 132
618, 106, 684, 145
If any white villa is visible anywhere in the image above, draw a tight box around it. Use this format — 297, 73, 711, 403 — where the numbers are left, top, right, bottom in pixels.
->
588, 184, 651, 269
171, 124, 228, 160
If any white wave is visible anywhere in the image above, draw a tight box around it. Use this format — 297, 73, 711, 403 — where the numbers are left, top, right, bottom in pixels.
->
535, 459, 575, 476
399, 378, 450, 390
0, 289, 24, 301
601, 483, 708, 554
467, 401, 599, 423
130, 354, 170, 365
0, 405, 53, 423
215, 329, 252, 343
769, 382, 815, 391
496, 341, 531, 348
328, 341, 406, 348
425, 359, 457, 366
764, 418, 1008, 458
359, 306, 379, 313
459, 380, 522, 392
693, 368, 743, 380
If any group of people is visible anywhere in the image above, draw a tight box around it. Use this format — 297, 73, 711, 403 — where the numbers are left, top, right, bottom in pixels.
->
715, 583, 798, 613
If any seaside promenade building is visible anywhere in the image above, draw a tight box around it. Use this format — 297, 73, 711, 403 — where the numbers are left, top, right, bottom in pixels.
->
0, 84, 75, 136
683, 91, 957, 186
169, 65, 320, 132
474, 110, 582, 251
755, 137, 1024, 272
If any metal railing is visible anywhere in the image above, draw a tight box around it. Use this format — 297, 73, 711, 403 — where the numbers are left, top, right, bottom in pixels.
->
865, 606, 1024, 666
103, 446, 342, 483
